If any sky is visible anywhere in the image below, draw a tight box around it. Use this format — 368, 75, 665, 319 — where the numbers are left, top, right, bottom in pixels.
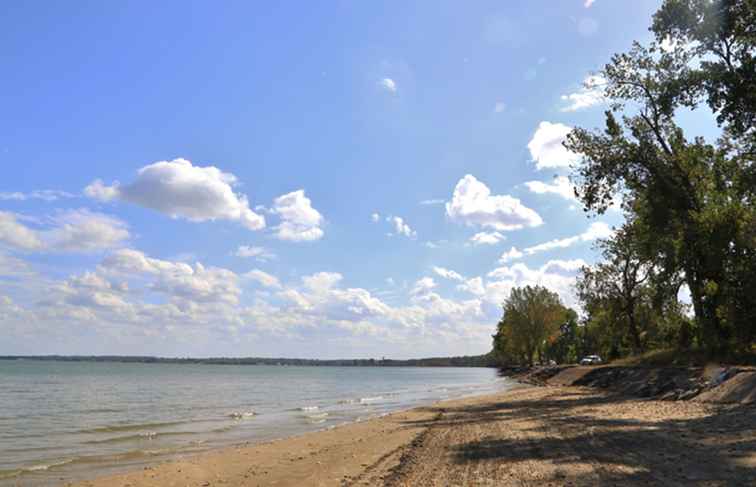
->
0, 0, 705, 358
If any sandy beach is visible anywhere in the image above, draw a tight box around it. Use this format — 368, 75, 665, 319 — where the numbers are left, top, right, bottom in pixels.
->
66, 382, 756, 487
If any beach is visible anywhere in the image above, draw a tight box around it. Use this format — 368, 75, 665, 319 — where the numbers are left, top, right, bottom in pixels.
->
66, 383, 756, 486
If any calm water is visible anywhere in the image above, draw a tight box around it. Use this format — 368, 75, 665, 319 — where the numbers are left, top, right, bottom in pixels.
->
0, 361, 510, 485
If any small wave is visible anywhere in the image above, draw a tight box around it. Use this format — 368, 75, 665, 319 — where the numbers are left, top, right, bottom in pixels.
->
228, 411, 256, 420
359, 396, 383, 404
298, 406, 319, 412
79, 420, 188, 434
337, 398, 357, 405
0, 458, 76, 479
305, 412, 328, 419
84, 430, 198, 445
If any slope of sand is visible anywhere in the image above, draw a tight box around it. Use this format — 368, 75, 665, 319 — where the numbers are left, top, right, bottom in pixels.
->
69, 385, 755, 487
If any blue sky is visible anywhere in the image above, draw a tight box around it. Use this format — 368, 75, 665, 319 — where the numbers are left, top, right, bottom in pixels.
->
1, 0, 697, 358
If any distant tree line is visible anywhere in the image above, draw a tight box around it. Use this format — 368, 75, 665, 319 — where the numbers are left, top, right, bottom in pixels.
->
0, 354, 498, 367
494, 0, 755, 365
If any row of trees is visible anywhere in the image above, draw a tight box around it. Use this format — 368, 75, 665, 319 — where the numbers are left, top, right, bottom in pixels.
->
494, 0, 755, 365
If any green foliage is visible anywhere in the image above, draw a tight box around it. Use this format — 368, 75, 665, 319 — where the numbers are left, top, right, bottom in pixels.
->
566, 0, 756, 356
493, 285, 576, 365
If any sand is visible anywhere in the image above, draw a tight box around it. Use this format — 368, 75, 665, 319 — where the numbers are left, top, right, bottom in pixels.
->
68, 385, 756, 486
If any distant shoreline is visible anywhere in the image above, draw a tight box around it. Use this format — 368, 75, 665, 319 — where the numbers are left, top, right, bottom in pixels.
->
0, 354, 497, 367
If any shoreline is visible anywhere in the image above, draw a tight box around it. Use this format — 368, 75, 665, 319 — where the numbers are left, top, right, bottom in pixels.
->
62, 388, 518, 487
64, 377, 755, 486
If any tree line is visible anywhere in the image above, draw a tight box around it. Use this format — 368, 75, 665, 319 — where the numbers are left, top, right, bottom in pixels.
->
0, 354, 497, 367
494, 0, 755, 366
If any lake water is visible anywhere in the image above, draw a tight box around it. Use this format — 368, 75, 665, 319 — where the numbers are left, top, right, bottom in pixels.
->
0, 360, 511, 485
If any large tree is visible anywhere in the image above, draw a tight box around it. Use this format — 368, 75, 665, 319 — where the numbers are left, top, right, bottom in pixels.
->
565, 0, 755, 354
493, 286, 572, 366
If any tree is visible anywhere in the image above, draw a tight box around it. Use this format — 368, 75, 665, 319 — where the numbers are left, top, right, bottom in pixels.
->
493, 286, 573, 366
565, 0, 756, 355
576, 223, 689, 357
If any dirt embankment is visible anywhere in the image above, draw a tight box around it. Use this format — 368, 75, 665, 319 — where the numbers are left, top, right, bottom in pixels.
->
501, 364, 756, 404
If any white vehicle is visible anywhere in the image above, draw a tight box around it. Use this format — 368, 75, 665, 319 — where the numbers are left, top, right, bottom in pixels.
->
580, 355, 603, 365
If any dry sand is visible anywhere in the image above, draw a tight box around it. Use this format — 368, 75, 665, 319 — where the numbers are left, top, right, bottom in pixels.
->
69, 385, 756, 486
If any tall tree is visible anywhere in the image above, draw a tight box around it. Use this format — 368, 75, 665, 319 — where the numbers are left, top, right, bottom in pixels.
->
565, 0, 755, 354
493, 286, 572, 366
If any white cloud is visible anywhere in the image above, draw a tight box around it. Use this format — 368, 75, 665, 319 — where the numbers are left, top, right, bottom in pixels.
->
84, 158, 266, 230
446, 175, 543, 231
99, 248, 240, 305
302, 271, 343, 292
458, 277, 485, 296
432, 266, 464, 282
272, 190, 324, 241
379, 78, 397, 93
469, 231, 506, 246
524, 176, 576, 201
541, 259, 588, 273
235, 245, 276, 262
560, 74, 606, 112
524, 222, 614, 255
47, 210, 130, 253
419, 199, 445, 206
244, 269, 281, 289
411, 277, 437, 296
0, 211, 44, 251
371, 212, 381, 222
584, 0, 596, 7
484, 259, 584, 309
528, 122, 580, 170
387, 216, 417, 239
0, 190, 75, 202
0, 210, 129, 253
494, 101, 506, 113
499, 246, 524, 263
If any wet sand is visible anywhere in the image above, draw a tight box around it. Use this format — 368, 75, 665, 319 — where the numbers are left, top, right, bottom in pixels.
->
69, 385, 756, 486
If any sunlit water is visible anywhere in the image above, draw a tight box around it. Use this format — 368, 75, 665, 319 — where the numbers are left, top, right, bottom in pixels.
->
0, 360, 511, 485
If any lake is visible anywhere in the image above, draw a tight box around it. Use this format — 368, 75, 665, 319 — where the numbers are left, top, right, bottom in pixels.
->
0, 360, 511, 485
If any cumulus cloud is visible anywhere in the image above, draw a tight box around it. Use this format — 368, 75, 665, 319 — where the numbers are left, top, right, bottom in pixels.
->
271, 190, 324, 242
584, 0, 596, 7
387, 216, 417, 239
100, 248, 240, 305
524, 176, 576, 201
432, 266, 464, 282
446, 175, 543, 231
484, 259, 586, 308
47, 210, 130, 253
560, 74, 606, 112
411, 277, 437, 296
0, 210, 129, 253
379, 78, 397, 93
244, 269, 281, 289
235, 245, 276, 262
0, 211, 44, 251
371, 212, 381, 222
528, 122, 580, 170
469, 231, 506, 246
524, 222, 614, 255
6, 244, 578, 357
457, 277, 485, 296
499, 246, 524, 263
84, 158, 265, 230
